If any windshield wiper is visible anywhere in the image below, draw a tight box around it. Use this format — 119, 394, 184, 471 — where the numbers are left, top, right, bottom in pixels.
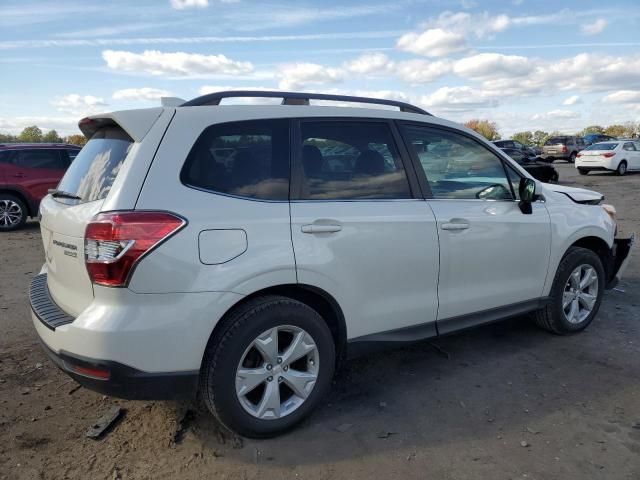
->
48, 189, 82, 200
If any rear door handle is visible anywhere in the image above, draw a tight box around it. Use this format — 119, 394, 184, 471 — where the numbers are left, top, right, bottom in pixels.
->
441, 222, 470, 231
301, 224, 342, 234
12, 173, 25, 178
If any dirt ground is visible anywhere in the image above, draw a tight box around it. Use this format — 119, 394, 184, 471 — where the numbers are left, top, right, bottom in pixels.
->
1, 162, 639, 480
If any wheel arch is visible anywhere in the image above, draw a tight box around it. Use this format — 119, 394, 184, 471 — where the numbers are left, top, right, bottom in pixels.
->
201, 283, 348, 371
566, 235, 614, 285
0, 188, 34, 217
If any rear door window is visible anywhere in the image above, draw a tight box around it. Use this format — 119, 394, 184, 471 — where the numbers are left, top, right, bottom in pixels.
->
16, 149, 65, 169
56, 126, 133, 203
297, 121, 411, 200
181, 119, 290, 201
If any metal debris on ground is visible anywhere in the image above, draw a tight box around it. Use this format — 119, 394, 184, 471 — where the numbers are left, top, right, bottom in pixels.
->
86, 406, 124, 439
428, 342, 451, 359
376, 431, 397, 439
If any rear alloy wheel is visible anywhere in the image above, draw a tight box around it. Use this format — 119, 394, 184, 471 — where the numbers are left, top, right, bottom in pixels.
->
0, 194, 27, 231
617, 161, 627, 176
578, 168, 589, 175
200, 296, 335, 438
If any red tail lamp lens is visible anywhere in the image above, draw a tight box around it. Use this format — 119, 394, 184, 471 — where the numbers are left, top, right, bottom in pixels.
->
85, 211, 185, 287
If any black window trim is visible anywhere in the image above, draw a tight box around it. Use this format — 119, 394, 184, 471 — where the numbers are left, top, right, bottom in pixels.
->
179, 118, 293, 204
398, 121, 520, 202
290, 117, 422, 202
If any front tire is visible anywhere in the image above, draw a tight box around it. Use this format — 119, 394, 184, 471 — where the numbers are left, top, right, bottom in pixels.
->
616, 161, 627, 176
200, 296, 335, 438
532, 247, 604, 334
0, 194, 27, 231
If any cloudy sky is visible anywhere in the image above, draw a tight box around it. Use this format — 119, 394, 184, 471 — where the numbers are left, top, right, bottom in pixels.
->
1, 0, 639, 137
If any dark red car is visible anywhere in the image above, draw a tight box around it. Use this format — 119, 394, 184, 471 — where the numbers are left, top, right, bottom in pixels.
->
0, 143, 81, 231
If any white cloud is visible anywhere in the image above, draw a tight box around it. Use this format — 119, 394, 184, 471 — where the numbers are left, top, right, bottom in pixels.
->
344, 52, 392, 74
453, 53, 533, 80
581, 19, 607, 35
532, 109, 580, 120
277, 62, 345, 90
170, 0, 208, 10
51, 94, 107, 116
396, 28, 467, 57
417, 86, 499, 112
602, 90, 640, 104
394, 59, 452, 83
0, 116, 81, 135
102, 50, 253, 76
112, 87, 172, 101
562, 95, 582, 105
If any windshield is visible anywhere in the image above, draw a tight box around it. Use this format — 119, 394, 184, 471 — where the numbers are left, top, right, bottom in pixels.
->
56, 126, 133, 204
545, 137, 569, 145
585, 142, 618, 151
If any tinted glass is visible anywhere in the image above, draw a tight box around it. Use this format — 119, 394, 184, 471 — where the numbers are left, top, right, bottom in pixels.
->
403, 125, 513, 200
67, 149, 80, 161
0, 151, 13, 164
545, 137, 569, 145
623, 142, 636, 151
57, 127, 133, 203
182, 119, 289, 201
585, 142, 618, 151
299, 121, 411, 200
505, 164, 522, 200
16, 150, 64, 169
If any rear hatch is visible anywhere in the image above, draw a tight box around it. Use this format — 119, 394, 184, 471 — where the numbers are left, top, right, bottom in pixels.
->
40, 126, 133, 316
543, 136, 568, 156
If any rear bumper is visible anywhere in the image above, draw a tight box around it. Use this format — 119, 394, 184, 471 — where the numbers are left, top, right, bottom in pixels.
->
39, 340, 199, 400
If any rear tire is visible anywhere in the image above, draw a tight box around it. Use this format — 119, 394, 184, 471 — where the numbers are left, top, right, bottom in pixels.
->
616, 161, 627, 176
200, 296, 335, 438
578, 168, 589, 176
532, 247, 604, 334
0, 194, 27, 231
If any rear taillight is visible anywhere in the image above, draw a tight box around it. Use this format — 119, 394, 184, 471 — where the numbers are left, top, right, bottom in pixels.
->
602, 152, 616, 158
577, 152, 583, 158
85, 211, 186, 287
561, 145, 568, 153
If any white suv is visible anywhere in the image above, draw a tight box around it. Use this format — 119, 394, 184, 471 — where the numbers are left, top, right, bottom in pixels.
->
30, 91, 633, 438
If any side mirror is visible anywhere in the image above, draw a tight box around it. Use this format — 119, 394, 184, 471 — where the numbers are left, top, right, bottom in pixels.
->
518, 177, 536, 214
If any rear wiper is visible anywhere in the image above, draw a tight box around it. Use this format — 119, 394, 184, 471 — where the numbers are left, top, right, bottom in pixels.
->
48, 189, 82, 200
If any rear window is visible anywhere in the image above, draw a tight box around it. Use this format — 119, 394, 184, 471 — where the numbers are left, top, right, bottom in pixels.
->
585, 142, 618, 151
56, 127, 133, 204
545, 137, 569, 145
181, 119, 290, 201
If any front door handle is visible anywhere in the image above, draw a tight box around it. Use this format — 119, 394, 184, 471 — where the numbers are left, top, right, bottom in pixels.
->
12, 172, 25, 178
301, 224, 342, 234
441, 222, 470, 231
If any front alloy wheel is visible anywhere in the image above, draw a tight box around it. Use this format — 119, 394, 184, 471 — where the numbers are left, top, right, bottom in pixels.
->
562, 264, 598, 324
236, 325, 319, 420
0, 195, 27, 231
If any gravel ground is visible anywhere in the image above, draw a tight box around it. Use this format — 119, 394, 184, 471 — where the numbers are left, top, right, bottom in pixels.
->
1, 162, 639, 480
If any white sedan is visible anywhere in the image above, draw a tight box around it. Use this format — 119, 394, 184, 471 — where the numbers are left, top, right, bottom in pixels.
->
576, 140, 640, 175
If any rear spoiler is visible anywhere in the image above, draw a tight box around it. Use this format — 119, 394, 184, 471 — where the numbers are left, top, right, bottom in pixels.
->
78, 107, 165, 142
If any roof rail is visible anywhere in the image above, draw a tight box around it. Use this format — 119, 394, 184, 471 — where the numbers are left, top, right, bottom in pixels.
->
180, 90, 431, 115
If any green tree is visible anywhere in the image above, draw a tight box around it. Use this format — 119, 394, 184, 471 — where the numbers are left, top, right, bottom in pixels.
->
581, 125, 604, 136
64, 134, 87, 146
532, 130, 549, 146
0, 132, 17, 143
463, 119, 501, 141
511, 131, 533, 145
18, 125, 43, 143
42, 129, 63, 143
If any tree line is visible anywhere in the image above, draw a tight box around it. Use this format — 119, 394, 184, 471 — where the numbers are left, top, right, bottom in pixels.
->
0, 125, 87, 146
463, 119, 640, 145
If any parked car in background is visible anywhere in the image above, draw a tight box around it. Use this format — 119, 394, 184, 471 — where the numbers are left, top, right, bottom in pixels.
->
584, 134, 617, 146
30, 90, 632, 438
493, 140, 537, 158
541, 136, 586, 163
0, 143, 81, 231
576, 140, 640, 176
500, 147, 559, 183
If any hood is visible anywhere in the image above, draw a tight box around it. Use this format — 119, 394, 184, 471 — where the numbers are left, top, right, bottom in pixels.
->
544, 183, 604, 204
